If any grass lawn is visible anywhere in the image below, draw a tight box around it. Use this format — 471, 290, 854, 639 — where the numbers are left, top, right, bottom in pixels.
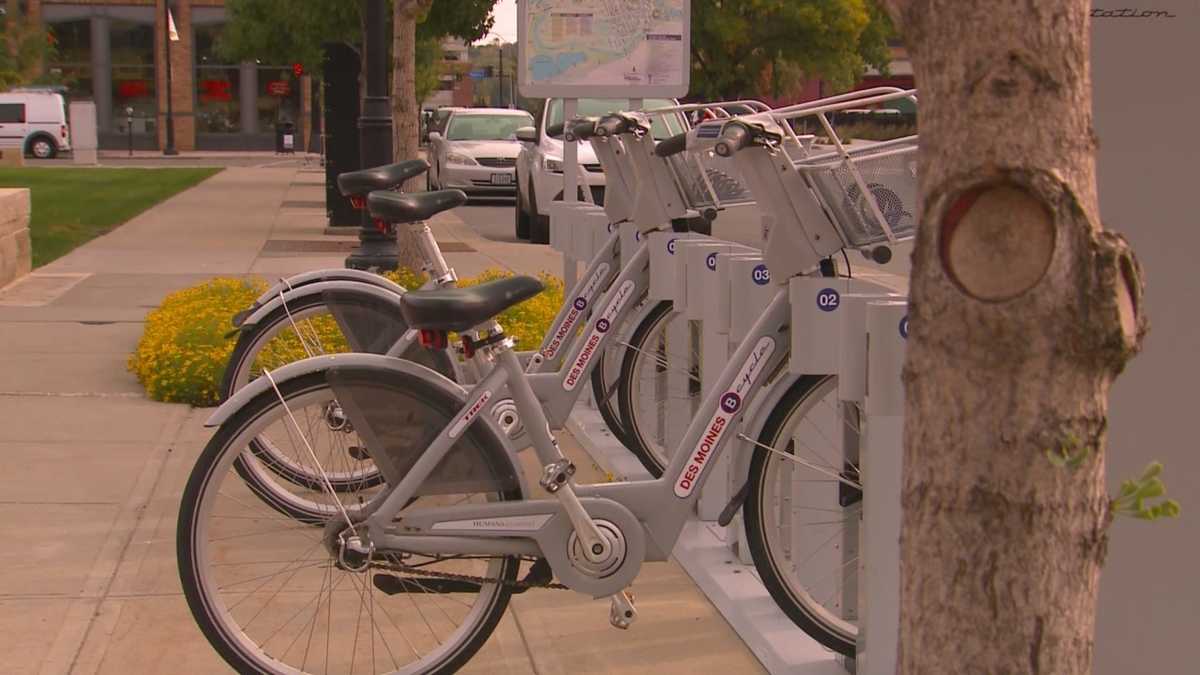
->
0, 167, 222, 267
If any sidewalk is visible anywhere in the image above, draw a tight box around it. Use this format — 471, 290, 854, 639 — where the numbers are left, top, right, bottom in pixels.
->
0, 166, 765, 674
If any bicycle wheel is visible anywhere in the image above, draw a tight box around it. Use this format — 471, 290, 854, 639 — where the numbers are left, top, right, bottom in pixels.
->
744, 375, 859, 657
587, 297, 652, 448
179, 370, 522, 674
616, 301, 701, 476
222, 291, 453, 495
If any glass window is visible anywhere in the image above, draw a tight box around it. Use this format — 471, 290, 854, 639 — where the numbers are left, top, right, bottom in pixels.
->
0, 104, 26, 123
48, 18, 90, 65
110, 19, 155, 66
256, 67, 301, 130
445, 113, 534, 141
113, 65, 156, 136
545, 98, 682, 139
196, 67, 241, 133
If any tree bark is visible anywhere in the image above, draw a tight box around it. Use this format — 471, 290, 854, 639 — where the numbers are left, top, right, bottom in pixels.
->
879, 1, 1147, 672
392, 0, 433, 273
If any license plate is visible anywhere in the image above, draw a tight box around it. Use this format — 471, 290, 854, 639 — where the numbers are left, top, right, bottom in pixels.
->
490, 173, 513, 186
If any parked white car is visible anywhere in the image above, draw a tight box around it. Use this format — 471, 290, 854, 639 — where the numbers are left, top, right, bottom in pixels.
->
514, 97, 682, 243
426, 108, 535, 198
0, 91, 71, 159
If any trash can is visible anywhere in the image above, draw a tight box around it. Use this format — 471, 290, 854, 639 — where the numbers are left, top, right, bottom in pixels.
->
275, 121, 296, 154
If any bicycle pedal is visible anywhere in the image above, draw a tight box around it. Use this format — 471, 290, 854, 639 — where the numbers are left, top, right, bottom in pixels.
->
609, 590, 637, 629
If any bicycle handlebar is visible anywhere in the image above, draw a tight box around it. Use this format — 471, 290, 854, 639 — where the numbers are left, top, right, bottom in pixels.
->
567, 118, 599, 141
713, 123, 753, 158
654, 131, 689, 158
595, 115, 632, 137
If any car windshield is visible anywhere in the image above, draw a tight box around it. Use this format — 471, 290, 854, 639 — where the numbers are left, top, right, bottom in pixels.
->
545, 98, 683, 140
445, 113, 534, 141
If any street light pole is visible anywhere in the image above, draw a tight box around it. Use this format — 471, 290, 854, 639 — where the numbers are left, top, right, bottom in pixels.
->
162, 0, 178, 156
499, 44, 504, 108
345, 0, 398, 270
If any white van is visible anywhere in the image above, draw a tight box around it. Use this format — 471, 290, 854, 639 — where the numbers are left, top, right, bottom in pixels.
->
0, 91, 71, 159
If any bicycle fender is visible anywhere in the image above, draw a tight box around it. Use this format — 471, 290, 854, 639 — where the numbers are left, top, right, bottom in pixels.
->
239, 280, 407, 330
203, 353, 530, 496
728, 370, 806, 487
252, 268, 404, 308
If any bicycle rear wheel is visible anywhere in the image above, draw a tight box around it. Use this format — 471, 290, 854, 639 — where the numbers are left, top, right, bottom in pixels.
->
179, 369, 523, 674
222, 291, 454, 496
744, 375, 859, 657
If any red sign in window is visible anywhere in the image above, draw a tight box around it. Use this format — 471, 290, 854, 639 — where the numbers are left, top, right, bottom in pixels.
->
116, 80, 150, 99
266, 80, 291, 97
200, 80, 233, 102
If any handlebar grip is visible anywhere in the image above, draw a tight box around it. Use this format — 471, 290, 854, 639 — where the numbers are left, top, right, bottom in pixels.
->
568, 118, 599, 141
714, 124, 753, 157
654, 131, 689, 158
595, 115, 631, 137
546, 122, 565, 138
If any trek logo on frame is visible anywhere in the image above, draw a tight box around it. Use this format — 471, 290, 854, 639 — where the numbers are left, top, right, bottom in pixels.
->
675, 336, 776, 498
563, 280, 635, 391
448, 389, 493, 439
543, 263, 610, 360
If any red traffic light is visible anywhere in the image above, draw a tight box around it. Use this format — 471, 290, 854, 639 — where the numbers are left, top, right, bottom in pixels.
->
292, 62, 304, 77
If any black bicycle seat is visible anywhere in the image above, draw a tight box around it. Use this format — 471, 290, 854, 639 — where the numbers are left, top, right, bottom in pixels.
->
368, 189, 467, 224
399, 276, 545, 332
337, 160, 429, 197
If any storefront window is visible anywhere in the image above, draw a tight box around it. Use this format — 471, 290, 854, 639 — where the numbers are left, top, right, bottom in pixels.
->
196, 66, 241, 133
46, 19, 92, 100
109, 19, 156, 136
257, 67, 301, 131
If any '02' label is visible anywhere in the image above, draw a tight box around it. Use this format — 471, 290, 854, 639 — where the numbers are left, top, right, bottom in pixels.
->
563, 280, 635, 391
542, 262, 610, 360
675, 336, 776, 498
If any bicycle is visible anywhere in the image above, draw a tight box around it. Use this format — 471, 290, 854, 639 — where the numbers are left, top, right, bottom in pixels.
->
178, 88, 918, 672
219, 101, 759, 492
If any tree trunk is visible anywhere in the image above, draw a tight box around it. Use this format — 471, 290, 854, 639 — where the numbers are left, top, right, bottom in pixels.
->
392, 0, 432, 273
879, 1, 1147, 672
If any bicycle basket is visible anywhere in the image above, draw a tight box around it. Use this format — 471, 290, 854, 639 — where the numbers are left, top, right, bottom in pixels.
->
796, 138, 918, 248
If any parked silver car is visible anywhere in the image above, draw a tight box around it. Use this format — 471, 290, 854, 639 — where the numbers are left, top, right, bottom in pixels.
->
427, 108, 535, 197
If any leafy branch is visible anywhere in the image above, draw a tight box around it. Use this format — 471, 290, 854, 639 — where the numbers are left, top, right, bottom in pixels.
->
1111, 462, 1181, 521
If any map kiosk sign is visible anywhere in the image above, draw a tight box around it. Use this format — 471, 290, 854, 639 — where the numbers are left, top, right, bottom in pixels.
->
517, 0, 691, 98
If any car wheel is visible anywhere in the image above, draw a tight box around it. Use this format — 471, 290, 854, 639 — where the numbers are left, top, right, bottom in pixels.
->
515, 183, 531, 240
528, 179, 550, 245
29, 137, 56, 159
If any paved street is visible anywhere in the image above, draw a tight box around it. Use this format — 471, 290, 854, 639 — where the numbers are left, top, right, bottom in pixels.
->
0, 166, 765, 674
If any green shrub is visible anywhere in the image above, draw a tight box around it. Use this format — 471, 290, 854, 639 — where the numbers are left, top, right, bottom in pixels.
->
130, 269, 565, 406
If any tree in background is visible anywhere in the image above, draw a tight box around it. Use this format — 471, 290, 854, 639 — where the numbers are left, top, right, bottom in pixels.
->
690, 0, 893, 101
392, 1, 496, 187
219, 0, 495, 130
0, 0, 55, 90
879, 0, 1160, 671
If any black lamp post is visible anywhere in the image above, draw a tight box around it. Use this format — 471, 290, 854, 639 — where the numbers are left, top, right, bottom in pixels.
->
162, 0, 178, 155
346, 0, 399, 270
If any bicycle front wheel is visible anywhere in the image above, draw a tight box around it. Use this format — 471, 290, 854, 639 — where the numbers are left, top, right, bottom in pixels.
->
616, 301, 700, 475
744, 375, 859, 657
179, 369, 522, 674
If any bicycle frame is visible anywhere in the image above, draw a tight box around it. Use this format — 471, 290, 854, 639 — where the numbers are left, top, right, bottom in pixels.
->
358, 287, 791, 597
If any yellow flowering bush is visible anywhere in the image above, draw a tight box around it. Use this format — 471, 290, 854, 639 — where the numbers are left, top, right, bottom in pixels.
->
128, 278, 267, 406
129, 269, 564, 406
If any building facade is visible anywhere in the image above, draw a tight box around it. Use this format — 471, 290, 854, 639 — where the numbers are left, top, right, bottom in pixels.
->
26, 0, 312, 151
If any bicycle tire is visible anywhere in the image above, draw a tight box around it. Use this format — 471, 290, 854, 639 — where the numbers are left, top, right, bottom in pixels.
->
744, 374, 858, 657
180, 369, 521, 674
615, 300, 695, 477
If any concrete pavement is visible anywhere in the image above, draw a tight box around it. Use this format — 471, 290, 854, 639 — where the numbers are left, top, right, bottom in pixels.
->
0, 165, 765, 674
